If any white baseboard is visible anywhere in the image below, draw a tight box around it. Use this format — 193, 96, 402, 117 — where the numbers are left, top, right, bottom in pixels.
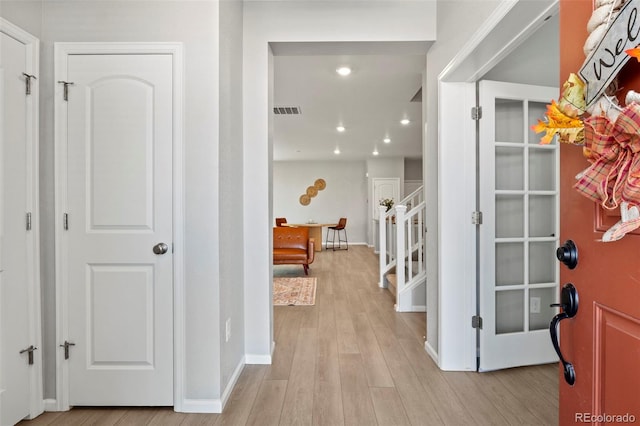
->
219, 356, 245, 411
179, 356, 248, 413
43, 399, 60, 412
395, 305, 426, 313
45, 359, 246, 415
180, 398, 221, 413
245, 341, 274, 364
425, 340, 439, 366
244, 353, 272, 364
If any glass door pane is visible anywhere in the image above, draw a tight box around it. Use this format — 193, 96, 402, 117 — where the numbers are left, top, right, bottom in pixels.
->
496, 195, 524, 238
495, 99, 524, 143
496, 290, 525, 334
529, 149, 556, 190
496, 147, 524, 190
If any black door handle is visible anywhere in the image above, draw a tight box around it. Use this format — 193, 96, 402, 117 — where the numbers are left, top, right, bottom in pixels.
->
556, 240, 578, 269
549, 283, 579, 385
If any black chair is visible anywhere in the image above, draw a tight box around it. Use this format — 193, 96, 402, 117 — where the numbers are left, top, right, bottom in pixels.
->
326, 218, 348, 250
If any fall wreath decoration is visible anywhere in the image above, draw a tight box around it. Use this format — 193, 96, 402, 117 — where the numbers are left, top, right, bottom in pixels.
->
532, 0, 640, 241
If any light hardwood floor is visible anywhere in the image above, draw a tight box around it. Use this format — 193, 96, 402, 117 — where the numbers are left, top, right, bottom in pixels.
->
21, 246, 558, 426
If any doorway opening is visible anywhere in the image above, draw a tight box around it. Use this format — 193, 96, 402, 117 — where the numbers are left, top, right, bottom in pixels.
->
270, 41, 430, 346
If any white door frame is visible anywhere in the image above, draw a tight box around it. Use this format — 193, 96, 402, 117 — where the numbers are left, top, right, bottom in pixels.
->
53, 42, 185, 411
0, 17, 43, 420
436, 0, 559, 370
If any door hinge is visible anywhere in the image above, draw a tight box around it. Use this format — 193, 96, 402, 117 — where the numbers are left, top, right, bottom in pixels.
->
26, 212, 32, 230
471, 106, 482, 120
472, 315, 483, 329
60, 341, 76, 360
471, 211, 483, 225
63, 213, 69, 230
22, 73, 37, 95
58, 81, 74, 101
19, 345, 37, 365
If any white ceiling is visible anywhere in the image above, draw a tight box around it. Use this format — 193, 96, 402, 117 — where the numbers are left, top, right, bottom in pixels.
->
273, 53, 425, 161
272, 12, 558, 163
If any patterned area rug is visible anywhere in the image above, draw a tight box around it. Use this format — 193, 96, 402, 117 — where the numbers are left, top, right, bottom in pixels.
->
273, 277, 317, 306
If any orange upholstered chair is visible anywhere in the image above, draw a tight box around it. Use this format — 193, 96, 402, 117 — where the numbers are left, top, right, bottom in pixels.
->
273, 226, 315, 275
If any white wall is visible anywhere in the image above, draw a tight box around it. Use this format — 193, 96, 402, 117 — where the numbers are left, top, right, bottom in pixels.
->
36, 0, 226, 407
243, 0, 436, 361
273, 161, 367, 244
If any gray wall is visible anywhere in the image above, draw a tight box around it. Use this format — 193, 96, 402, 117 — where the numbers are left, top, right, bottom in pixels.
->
273, 160, 368, 244
425, 0, 502, 355
482, 13, 559, 87
218, 0, 245, 393
0, 1, 42, 37
404, 158, 423, 181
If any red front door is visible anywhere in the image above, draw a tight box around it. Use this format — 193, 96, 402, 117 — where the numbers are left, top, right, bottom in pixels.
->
559, 1, 640, 423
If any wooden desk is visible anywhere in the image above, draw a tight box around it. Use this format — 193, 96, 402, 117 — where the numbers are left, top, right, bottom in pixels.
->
284, 223, 337, 252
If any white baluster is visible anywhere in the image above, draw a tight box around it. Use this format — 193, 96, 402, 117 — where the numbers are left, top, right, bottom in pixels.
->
378, 205, 387, 288
395, 205, 408, 311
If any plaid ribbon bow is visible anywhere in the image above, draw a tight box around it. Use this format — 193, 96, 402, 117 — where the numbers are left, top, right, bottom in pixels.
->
574, 104, 640, 210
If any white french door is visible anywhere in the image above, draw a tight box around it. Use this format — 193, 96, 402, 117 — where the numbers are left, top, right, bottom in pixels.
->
478, 80, 559, 371
56, 46, 178, 406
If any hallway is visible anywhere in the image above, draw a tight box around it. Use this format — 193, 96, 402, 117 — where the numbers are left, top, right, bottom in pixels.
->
22, 246, 558, 425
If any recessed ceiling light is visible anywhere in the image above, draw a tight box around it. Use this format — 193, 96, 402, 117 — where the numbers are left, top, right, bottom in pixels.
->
401, 119, 410, 125
336, 125, 345, 132
372, 149, 379, 156
383, 138, 391, 144
334, 148, 341, 154
336, 67, 351, 76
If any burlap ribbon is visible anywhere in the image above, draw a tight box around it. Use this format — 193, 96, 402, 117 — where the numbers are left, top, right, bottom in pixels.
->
574, 104, 640, 210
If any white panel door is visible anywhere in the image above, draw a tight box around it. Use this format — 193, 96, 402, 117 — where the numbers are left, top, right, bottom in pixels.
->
478, 80, 559, 371
62, 53, 173, 405
0, 26, 40, 425
373, 178, 400, 219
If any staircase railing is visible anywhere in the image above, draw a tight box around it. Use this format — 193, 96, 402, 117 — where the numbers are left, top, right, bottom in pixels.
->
378, 186, 426, 311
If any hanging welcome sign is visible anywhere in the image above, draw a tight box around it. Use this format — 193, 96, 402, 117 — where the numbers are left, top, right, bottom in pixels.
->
580, 0, 640, 106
